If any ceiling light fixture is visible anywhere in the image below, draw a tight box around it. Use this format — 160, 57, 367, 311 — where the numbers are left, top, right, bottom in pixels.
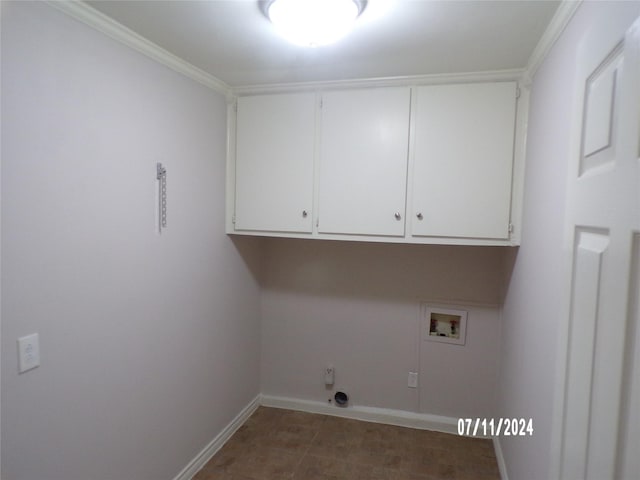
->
265, 0, 366, 47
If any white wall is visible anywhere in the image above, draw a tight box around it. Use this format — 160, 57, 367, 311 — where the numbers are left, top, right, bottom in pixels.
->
1, 2, 262, 479
498, 2, 640, 479
261, 238, 507, 417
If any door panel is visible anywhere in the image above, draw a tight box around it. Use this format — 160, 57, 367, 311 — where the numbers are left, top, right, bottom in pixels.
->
562, 229, 609, 480
411, 82, 516, 239
581, 47, 622, 167
318, 87, 410, 236
558, 16, 640, 480
235, 93, 315, 233
618, 235, 640, 479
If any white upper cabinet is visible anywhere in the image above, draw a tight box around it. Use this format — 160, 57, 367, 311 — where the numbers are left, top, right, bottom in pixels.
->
229, 81, 524, 245
318, 87, 411, 236
410, 82, 517, 239
234, 93, 315, 233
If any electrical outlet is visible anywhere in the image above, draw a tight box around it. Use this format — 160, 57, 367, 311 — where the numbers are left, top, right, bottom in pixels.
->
408, 372, 418, 388
324, 365, 335, 385
18, 333, 40, 373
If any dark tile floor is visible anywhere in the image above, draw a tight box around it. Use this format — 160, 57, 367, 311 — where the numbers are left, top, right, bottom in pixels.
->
193, 407, 500, 480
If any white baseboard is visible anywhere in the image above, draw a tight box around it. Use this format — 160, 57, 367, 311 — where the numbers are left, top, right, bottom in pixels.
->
493, 436, 509, 480
260, 394, 458, 434
172, 394, 260, 480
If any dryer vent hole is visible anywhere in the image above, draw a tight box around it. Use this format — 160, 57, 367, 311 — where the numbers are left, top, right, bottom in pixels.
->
334, 391, 349, 407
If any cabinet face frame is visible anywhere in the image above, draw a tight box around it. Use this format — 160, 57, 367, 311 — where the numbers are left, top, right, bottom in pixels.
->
226, 77, 528, 247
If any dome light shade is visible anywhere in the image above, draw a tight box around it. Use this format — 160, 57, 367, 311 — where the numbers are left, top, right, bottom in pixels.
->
266, 0, 365, 47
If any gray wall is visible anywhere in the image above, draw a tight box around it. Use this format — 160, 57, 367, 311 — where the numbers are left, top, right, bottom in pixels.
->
497, 2, 640, 479
1, 2, 262, 479
11, 2, 640, 480
260, 238, 507, 417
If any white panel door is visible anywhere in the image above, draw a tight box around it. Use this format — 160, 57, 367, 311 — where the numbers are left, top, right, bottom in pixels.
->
318, 87, 411, 236
556, 17, 640, 480
235, 93, 315, 233
411, 82, 516, 239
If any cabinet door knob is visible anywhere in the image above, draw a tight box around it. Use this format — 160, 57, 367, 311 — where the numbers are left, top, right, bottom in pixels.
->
302, 210, 308, 218
416, 213, 423, 220
394, 212, 402, 220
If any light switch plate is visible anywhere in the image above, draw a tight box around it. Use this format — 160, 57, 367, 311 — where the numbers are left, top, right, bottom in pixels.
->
18, 333, 40, 373
408, 372, 418, 388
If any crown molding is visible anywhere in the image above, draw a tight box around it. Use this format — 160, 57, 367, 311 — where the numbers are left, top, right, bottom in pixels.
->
524, 0, 582, 82
46, 1, 231, 95
47, 0, 578, 98
231, 68, 525, 96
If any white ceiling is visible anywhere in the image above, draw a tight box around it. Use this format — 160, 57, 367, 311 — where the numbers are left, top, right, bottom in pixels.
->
87, 0, 561, 87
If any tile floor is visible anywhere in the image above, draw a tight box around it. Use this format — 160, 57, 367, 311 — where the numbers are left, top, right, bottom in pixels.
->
193, 407, 500, 480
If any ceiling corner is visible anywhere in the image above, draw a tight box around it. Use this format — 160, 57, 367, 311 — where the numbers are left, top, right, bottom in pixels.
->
46, 0, 232, 95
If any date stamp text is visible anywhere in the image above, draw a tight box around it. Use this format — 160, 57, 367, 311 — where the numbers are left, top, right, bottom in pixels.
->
457, 418, 533, 436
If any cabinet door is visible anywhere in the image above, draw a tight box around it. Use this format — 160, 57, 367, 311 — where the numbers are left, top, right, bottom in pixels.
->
318, 88, 411, 236
411, 82, 517, 239
235, 93, 315, 233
